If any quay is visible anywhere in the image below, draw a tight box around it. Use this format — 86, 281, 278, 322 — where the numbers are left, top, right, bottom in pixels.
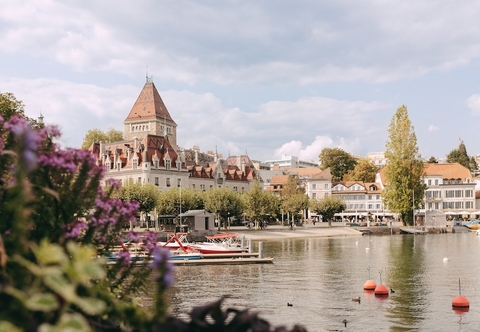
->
171, 256, 274, 266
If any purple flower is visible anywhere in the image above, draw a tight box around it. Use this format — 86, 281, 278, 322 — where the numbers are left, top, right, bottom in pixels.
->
142, 231, 158, 252
105, 178, 121, 190
4, 115, 38, 172
117, 250, 131, 266
64, 219, 88, 239
149, 246, 174, 289
127, 232, 142, 243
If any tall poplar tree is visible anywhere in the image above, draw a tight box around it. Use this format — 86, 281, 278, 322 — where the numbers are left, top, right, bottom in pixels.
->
383, 105, 425, 226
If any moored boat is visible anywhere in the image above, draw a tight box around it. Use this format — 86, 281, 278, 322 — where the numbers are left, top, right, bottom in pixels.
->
169, 250, 202, 260
189, 233, 248, 254
158, 233, 189, 251
466, 221, 480, 230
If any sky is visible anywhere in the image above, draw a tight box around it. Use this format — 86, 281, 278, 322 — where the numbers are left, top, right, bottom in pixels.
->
1, 1, 480, 163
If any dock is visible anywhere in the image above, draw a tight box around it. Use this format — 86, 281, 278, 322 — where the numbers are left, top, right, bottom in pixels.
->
400, 227, 427, 234
171, 255, 274, 266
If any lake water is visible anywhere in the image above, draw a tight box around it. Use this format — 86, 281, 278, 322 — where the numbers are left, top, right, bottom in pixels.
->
165, 232, 480, 331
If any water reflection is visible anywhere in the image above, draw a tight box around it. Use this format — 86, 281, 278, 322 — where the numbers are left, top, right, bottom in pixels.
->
153, 233, 480, 331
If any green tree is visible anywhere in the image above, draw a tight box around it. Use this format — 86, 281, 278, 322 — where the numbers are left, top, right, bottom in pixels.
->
0, 92, 43, 185
81, 128, 124, 149
281, 174, 304, 198
446, 141, 476, 171
242, 180, 264, 226
243, 180, 282, 227
0, 92, 26, 121
426, 156, 438, 163
280, 175, 306, 222
156, 187, 203, 215
114, 181, 159, 228
262, 191, 282, 221
204, 187, 243, 230
310, 196, 346, 227
346, 158, 379, 182
319, 148, 357, 181
383, 105, 425, 226
283, 193, 309, 222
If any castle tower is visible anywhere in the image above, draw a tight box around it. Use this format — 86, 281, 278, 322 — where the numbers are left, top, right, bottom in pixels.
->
123, 77, 177, 150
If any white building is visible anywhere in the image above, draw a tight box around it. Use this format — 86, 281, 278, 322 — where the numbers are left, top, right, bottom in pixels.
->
264, 155, 319, 169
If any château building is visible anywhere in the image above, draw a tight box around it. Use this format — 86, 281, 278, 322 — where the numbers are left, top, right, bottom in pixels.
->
89, 78, 259, 192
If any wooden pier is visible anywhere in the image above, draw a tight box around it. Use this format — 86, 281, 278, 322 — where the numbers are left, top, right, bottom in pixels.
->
171, 254, 274, 266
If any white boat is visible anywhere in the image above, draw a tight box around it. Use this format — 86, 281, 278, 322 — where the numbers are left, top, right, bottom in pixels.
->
189, 233, 248, 254
158, 232, 189, 251
169, 250, 202, 260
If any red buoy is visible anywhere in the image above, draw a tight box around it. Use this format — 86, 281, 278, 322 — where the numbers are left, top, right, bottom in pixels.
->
452, 278, 469, 309
374, 284, 389, 296
452, 295, 470, 308
374, 270, 389, 296
363, 279, 376, 290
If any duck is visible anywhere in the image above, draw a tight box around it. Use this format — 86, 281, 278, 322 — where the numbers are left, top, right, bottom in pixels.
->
343, 319, 348, 327
390, 288, 395, 294
352, 296, 361, 303
287, 303, 293, 307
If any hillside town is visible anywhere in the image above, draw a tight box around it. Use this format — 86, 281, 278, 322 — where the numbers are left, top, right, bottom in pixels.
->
87, 78, 480, 229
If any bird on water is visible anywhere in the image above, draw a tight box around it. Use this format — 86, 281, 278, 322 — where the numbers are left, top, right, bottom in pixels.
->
352, 296, 361, 303
287, 303, 293, 307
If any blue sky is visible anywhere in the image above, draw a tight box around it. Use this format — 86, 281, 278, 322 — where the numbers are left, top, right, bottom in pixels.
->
1, 1, 480, 162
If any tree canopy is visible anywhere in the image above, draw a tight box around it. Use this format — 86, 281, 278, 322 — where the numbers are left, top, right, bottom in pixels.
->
203, 187, 243, 230
318, 148, 357, 181
156, 187, 203, 215
310, 196, 346, 227
382, 105, 425, 226
81, 128, 124, 149
446, 141, 477, 171
114, 181, 159, 214
242, 180, 281, 226
346, 158, 379, 182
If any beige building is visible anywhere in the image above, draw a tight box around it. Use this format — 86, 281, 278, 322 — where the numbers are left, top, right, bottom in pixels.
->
89, 79, 259, 192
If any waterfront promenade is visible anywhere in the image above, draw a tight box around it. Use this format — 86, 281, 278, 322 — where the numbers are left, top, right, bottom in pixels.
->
227, 223, 366, 241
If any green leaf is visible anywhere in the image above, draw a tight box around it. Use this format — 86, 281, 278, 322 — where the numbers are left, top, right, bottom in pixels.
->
25, 293, 59, 312
36, 241, 68, 266
0, 321, 22, 332
67, 243, 106, 284
43, 273, 77, 303
38, 313, 92, 332
74, 297, 107, 316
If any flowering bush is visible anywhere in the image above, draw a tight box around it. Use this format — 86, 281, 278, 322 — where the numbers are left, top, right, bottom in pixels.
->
0, 114, 307, 332
0, 115, 170, 331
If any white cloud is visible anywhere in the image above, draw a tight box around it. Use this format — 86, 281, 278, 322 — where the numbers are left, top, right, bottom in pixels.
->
428, 125, 440, 132
3, 1, 480, 85
0, 78, 137, 147
466, 94, 480, 115
273, 136, 362, 162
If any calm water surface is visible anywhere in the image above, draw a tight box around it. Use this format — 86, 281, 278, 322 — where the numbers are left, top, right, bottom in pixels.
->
164, 233, 480, 331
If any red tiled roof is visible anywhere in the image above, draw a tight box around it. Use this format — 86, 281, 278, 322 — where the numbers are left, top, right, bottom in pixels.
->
124, 81, 176, 124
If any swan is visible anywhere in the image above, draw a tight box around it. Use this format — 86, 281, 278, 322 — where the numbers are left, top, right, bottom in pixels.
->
443, 257, 449, 262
